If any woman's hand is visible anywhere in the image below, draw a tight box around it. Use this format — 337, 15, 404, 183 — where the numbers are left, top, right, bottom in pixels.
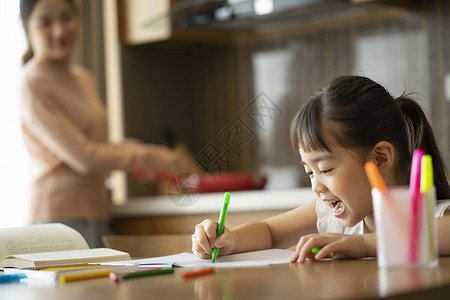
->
135, 144, 199, 175
290, 233, 374, 263
191, 219, 234, 259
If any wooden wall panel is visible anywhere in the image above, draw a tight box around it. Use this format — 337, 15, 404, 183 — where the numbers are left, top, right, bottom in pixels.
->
424, 0, 450, 165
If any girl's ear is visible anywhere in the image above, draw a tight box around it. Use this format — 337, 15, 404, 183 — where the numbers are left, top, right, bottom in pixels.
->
369, 141, 395, 174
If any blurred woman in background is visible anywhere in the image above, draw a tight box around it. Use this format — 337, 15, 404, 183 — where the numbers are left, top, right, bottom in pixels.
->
18, 0, 196, 247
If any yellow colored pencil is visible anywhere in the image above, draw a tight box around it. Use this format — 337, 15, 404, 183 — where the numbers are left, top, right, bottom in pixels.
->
59, 270, 111, 283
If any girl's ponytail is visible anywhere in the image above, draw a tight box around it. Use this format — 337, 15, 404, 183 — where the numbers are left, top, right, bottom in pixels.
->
396, 96, 450, 200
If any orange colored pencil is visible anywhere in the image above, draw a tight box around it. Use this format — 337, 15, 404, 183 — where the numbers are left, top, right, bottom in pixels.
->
181, 267, 215, 279
364, 161, 387, 192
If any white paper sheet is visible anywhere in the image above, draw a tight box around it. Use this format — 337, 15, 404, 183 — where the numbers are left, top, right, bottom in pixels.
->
106, 249, 294, 268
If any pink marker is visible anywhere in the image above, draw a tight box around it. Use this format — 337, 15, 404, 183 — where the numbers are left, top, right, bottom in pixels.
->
409, 149, 425, 264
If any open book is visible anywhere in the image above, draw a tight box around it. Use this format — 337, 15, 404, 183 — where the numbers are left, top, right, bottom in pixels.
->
0, 223, 130, 268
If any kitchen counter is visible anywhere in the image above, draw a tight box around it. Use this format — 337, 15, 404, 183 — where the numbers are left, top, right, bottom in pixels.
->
112, 188, 315, 217
110, 188, 316, 235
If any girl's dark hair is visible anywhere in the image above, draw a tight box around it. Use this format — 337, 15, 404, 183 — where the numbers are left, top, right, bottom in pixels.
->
19, 0, 76, 65
290, 75, 450, 200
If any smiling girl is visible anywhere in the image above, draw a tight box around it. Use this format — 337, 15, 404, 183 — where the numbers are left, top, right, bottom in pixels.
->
191, 75, 450, 262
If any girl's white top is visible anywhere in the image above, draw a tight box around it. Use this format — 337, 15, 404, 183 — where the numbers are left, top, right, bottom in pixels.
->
316, 198, 450, 234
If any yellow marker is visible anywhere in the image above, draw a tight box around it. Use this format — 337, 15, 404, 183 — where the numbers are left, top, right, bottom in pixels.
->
421, 154, 435, 263
420, 155, 433, 193
60, 270, 111, 283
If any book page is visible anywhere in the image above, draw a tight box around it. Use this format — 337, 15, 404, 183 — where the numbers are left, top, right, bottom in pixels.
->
0, 248, 131, 268
0, 223, 89, 258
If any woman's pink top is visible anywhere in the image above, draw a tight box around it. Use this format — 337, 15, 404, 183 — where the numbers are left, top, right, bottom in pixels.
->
19, 59, 168, 222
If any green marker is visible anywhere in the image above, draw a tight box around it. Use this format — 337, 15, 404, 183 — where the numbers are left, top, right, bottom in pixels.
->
110, 268, 174, 283
311, 247, 322, 255
123, 268, 173, 279
212, 192, 231, 263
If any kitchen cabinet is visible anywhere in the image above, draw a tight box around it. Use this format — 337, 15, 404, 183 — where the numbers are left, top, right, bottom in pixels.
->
117, 0, 171, 45
117, 0, 417, 45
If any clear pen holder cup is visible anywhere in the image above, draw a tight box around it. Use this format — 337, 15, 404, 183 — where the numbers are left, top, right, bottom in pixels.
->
372, 186, 438, 268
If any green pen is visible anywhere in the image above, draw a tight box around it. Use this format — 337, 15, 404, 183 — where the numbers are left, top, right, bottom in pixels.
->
212, 192, 231, 263
311, 247, 322, 255
110, 268, 174, 283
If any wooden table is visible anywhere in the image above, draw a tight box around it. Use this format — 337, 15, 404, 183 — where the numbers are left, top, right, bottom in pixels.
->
1, 257, 450, 300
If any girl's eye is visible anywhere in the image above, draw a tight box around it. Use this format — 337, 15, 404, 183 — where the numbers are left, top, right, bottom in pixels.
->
305, 171, 313, 178
320, 169, 333, 175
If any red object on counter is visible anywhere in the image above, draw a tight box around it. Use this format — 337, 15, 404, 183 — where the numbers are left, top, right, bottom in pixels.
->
130, 170, 267, 194
187, 172, 267, 193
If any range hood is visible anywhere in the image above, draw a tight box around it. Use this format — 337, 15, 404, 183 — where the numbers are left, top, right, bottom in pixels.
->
141, 0, 411, 34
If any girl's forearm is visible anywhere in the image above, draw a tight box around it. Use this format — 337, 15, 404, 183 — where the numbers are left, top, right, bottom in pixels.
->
231, 222, 273, 254
363, 233, 377, 257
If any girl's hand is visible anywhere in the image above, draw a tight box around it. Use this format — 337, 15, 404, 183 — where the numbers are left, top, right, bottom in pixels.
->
290, 233, 369, 263
191, 219, 234, 259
